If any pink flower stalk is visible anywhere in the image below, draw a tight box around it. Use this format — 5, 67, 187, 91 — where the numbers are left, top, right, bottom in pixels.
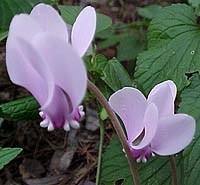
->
109, 81, 196, 162
6, 4, 96, 131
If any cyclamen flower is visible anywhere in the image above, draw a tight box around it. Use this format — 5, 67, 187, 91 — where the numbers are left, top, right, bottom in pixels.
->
6, 4, 96, 131
109, 81, 196, 162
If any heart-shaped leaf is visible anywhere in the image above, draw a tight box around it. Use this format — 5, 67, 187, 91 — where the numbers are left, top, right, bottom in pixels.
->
135, 4, 200, 94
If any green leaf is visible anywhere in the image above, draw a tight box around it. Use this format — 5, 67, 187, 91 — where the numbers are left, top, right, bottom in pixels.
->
102, 58, 133, 91
0, 97, 39, 121
178, 73, 200, 184
188, 0, 200, 8
90, 54, 108, 74
188, 0, 200, 16
0, 30, 8, 41
87, 55, 133, 98
0, 0, 53, 30
100, 108, 108, 121
117, 34, 145, 61
137, 5, 163, 19
135, 4, 200, 94
97, 32, 130, 50
58, 5, 112, 33
0, 147, 22, 170
100, 135, 182, 185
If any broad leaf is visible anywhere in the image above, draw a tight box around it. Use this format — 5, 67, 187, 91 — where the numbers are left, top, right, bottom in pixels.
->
135, 4, 200, 94
58, 5, 112, 33
100, 73, 200, 184
0, 147, 22, 170
178, 73, 200, 184
0, 97, 39, 121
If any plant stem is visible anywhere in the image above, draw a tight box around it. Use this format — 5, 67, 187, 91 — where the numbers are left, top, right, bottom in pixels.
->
169, 155, 178, 185
96, 121, 104, 185
87, 79, 140, 185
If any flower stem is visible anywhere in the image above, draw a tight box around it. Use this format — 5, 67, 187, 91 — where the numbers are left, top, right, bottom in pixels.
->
169, 155, 178, 185
87, 79, 140, 185
95, 121, 104, 185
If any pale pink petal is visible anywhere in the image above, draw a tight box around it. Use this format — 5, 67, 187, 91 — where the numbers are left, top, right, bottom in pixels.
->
30, 3, 68, 41
147, 80, 177, 116
109, 87, 147, 142
6, 36, 48, 105
151, 114, 196, 155
16, 36, 53, 81
32, 33, 87, 111
71, 6, 96, 57
131, 103, 158, 150
8, 14, 42, 41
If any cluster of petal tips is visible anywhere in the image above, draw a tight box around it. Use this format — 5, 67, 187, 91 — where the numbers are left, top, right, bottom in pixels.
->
109, 80, 196, 162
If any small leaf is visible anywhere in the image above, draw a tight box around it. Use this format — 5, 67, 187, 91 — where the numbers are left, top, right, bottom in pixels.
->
100, 108, 108, 121
102, 58, 133, 91
135, 4, 200, 94
58, 5, 112, 33
188, 0, 200, 16
0, 96, 39, 121
0, 147, 22, 170
137, 5, 163, 19
188, 0, 200, 8
91, 54, 108, 74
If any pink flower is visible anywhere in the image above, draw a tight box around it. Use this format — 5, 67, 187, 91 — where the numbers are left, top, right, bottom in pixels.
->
6, 4, 96, 131
109, 81, 196, 162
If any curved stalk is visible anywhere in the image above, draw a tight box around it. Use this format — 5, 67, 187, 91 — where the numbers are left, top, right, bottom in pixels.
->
87, 79, 140, 185
169, 156, 178, 185
96, 121, 104, 185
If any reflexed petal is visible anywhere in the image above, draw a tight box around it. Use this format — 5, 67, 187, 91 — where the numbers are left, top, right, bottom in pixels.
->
132, 103, 158, 150
30, 3, 68, 41
6, 36, 48, 105
148, 80, 176, 116
71, 6, 96, 57
151, 114, 196, 155
109, 87, 147, 142
41, 85, 70, 128
32, 33, 87, 111
8, 14, 42, 41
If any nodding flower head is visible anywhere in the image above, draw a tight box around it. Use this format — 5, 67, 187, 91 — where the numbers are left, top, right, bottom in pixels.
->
6, 4, 96, 131
109, 81, 196, 162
